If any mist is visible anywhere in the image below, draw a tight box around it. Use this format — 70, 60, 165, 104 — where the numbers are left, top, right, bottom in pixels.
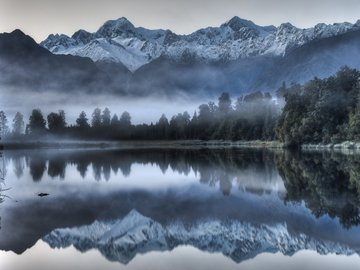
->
0, 87, 203, 125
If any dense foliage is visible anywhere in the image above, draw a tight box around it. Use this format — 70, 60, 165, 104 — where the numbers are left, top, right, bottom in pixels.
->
277, 67, 360, 145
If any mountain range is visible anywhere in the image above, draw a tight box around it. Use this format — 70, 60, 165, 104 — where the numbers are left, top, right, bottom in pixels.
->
43, 209, 357, 265
2, 17, 360, 96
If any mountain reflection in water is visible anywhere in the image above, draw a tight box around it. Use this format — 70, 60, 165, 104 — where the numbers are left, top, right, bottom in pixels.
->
0, 147, 359, 266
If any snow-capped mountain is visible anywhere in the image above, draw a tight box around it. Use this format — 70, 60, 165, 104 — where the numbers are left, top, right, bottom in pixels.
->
43, 209, 358, 265
40, 17, 360, 72
41, 17, 167, 71
41, 17, 360, 71
4, 20, 360, 96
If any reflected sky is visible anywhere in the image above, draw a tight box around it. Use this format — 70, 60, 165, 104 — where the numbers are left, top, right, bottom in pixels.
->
1, 148, 286, 199
0, 148, 360, 268
1, 241, 360, 270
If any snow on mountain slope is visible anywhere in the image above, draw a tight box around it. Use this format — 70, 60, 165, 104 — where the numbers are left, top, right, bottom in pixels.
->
43, 209, 357, 265
41, 17, 360, 71
41, 17, 165, 71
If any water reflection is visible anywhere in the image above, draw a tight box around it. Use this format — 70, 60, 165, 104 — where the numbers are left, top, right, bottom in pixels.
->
42, 209, 357, 264
0, 151, 7, 204
277, 150, 360, 228
0, 152, 5, 231
3, 148, 281, 195
4, 148, 360, 217
0, 148, 360, 266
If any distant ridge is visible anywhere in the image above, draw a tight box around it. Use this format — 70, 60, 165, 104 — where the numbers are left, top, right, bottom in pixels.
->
3, 17, 360, 97
41, 16, 360, 71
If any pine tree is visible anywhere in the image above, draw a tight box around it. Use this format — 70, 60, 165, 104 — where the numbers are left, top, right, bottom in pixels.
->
76, 111, 90, 129
12, 112, 24, 135
0, 111, 9, 139
110, 114, 119, 126
119, 111, 131, 127
28, 109, 46, 135
91, 108, 102, 128
102, 108, 111, 126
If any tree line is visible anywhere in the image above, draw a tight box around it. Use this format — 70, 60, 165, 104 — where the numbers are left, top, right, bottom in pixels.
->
2, 66, 359, 144
277, 66, 360, 145
0, 91, 280, 141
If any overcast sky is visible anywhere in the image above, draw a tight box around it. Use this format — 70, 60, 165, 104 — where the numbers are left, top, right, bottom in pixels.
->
1, 0, 360, 42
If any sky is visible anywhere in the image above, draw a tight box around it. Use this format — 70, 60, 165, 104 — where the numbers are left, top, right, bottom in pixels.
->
1, 0, 360, 42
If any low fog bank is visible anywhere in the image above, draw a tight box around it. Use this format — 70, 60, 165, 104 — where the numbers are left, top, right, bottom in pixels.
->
0, 85, 284, 143
0, 87, 204, 125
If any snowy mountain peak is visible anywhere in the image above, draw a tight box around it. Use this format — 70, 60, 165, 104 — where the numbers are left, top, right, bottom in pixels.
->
97, 17, 135, 38
41, 17, 360, 71
222, 16, 258, 30
278, 22, 297, 32
221, 16, 275, 34
71, 29, 92, 44
40, 33, 76, 52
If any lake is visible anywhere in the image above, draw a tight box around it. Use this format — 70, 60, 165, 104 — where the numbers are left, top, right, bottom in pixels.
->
0, 147, 360, 269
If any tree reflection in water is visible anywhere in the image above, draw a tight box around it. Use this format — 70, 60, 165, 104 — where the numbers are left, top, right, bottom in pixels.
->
277, 150, 360, 228
4, 148, 280, 196
0, 151, 5, 203
0, 152, 5, 230
2, 148, 360, 228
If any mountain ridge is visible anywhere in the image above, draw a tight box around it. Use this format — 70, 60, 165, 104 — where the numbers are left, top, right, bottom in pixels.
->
0, 29, 124, 93
40, 16, 360, 71
4, 19, 360, 96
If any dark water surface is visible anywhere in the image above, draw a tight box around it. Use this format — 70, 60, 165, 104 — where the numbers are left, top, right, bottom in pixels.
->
0, 148, 360, 269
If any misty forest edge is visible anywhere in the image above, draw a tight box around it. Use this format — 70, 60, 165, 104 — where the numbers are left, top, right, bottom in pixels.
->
1, 66, 360, 148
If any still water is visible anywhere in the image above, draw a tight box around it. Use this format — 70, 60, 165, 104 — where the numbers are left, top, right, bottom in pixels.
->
0, 147, 360, 269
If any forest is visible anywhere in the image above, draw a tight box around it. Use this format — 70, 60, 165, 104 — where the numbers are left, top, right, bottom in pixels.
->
0, 91, 280, 141
1, 66, 360, 145
276, 66, 360, 145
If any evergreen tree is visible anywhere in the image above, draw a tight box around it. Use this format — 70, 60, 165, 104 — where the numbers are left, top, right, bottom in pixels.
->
218, 92, 232, 115
119, 111, 131, 127
110, 114, 119, 127
12, 112, 25, 135
198, 104, 211, 123
156, 114, 169, 139
0, 111, 9, 139
102, 108, 111, 126
47, 110, 66, 132
28, 109, 46, 135
276, 81, 287, 98
76, 111, 90, 129
91, 108, 102, 128
234, 96, 244, 112
349, 97, 360, 140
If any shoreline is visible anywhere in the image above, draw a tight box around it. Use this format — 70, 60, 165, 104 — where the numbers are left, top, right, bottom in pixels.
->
0, 140, 284, 150
302, 141, 360, 150
2, 140, 360, 151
